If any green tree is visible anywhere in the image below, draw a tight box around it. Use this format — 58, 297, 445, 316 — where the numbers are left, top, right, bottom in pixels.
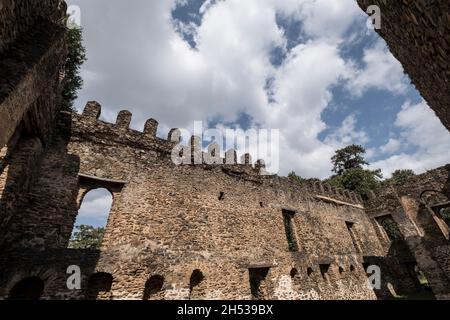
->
61, 23, 87, 112
288, 171, 322, 185
326, 167, 382, 198
327, 145, 382, 198
331, 144, 368, 175
68, 225, 105, 249
390, 169, 415, 185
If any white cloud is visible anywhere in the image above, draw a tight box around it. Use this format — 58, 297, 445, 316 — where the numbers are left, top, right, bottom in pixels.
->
324, 114, 369, 148
77, 189, 113, 222
346, 40, 409, 97
379, 138, 401, 155
67, 0, 449, 180
371, 100, 450, 177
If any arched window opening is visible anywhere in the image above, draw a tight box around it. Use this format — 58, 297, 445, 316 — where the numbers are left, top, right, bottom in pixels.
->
69, 188, 113, 249
290, 268, 298, 278
189, 269, 205, 300
8, 276, 44, 300
87, 272, 113, 300
143, 275, 164, 300
339, 266, 345, 275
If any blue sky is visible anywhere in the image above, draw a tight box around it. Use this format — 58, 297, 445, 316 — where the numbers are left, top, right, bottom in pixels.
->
67, 0, 450, 228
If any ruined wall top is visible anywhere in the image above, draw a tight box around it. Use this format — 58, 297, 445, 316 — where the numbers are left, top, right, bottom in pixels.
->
365, 165, 450, 214
357, 0, 450, 132
64, 101, 364, 207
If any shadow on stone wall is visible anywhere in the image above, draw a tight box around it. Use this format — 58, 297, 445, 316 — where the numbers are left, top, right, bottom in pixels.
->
0, 112, 103, 300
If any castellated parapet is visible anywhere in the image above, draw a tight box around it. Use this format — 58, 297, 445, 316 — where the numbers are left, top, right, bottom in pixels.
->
73, 102, 364, 207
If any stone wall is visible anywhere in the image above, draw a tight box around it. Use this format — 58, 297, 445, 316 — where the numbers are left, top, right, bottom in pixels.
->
357, 0, 450, 132
0, 0, 67, 149
0, 0, 68, 255
0, 103, 387, 300
366, 166, 450, 299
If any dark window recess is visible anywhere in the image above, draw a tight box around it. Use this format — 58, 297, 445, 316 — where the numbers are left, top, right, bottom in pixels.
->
249, 268, 270, 300
290, 268, 298, 278
362, 263, 370, 275
376, 215, 404, 241
439, 207, 450, 228
307, 267, 314, 277
345, 221, 361, 252
350, 265, 355, 272
282, 209, 299, 252
189, 269, 204, 299
218, 192, 225, 201
143, 275, 164, 300
87, 272, 113, 299
8, 277, 44, 300
319, 264, 330, 279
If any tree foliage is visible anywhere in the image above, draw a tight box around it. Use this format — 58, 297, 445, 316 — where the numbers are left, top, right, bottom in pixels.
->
326, 167, 382, 199
390, 169, 415, 185
331, 144, 368, 175
288, 171, 322, 185
68, 225, 105, 249
326, 144, 382, 198
61, 24, 87, 112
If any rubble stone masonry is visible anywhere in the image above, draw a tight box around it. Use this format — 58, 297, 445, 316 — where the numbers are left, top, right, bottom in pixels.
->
357, 0, 450, 131
0, 1, 450, 300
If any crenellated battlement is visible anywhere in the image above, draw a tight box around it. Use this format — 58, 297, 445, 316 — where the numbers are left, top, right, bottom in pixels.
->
304, 180, 363, 207
66, 102, 267, 174
63, 101, 365, 206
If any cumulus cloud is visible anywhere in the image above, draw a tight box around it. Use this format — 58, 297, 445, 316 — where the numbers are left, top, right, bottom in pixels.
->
379, 138, 401, 155
371, 100, 450, 177
346, 39, 409, 97
77, 189, 113, 223
67, 0, 450, 180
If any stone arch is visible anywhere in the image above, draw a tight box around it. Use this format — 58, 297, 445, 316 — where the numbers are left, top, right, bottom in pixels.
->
69, 188, 113, 248
189, 269, 205, 300
86, 272, 113, 300
68, 175, 125, 248
143, 275, 164, 300
8, 276, 44, 300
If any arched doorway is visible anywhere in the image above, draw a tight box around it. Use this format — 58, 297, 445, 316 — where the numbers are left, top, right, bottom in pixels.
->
86, 272, 113, 300
8, 276, 44, 300
143, 275, 164, 300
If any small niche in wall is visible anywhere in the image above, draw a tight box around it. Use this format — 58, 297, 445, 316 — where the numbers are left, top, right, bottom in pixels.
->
319, 264, 331, 280
339, 266, 344, 275
282, 209, 299, 252
290, 268, 298, 278
8, 276, 44, 300
218, 192, 225, 201
350, 264, 356, 272
189, 269, 205, 300
307, 267, 314, 277
143, 275, 164, 300
249, 268, 270, 300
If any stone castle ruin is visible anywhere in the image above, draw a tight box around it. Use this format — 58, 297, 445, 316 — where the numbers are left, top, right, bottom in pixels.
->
0, 1, 449, 300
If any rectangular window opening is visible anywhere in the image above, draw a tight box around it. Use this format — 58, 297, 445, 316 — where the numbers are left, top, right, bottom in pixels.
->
249, 268, 270, 300
282, 209, 299, 252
